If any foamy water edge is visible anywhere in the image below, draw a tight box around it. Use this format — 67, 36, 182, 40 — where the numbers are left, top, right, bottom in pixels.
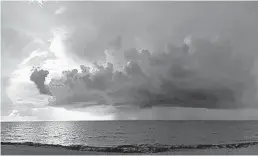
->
2, 141, 258, 153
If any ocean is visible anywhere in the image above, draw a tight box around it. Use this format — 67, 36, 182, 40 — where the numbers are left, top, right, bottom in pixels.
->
1, 121, 258, 152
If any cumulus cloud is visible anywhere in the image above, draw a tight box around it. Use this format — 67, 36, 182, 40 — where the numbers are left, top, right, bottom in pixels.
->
29, 35, 258, 110
4, 2, 258, 120
30, 67, 52, 95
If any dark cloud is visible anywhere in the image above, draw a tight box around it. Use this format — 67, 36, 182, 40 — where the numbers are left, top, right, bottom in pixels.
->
38, 36, 258, 110
30, 67, 52, 95
4, 2, 258, 112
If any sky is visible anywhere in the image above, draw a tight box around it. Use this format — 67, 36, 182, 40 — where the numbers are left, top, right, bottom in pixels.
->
1, 1, 258, 121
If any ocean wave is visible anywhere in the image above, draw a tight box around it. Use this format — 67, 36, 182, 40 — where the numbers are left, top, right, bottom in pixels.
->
1, 141, 258, 153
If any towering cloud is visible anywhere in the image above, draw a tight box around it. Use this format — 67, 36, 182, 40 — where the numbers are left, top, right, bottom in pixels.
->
11, 2, 258, 115
30, 67, 52, 95
29, 35, 258, 110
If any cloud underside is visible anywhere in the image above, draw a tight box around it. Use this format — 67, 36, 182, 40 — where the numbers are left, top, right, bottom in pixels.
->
30, 36, 258, 110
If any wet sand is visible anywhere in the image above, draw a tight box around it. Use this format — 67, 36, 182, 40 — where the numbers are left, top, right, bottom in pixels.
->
1, 144, 258, 155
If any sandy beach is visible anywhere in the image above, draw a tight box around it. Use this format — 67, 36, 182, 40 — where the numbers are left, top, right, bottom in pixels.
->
1, 144, 258, 155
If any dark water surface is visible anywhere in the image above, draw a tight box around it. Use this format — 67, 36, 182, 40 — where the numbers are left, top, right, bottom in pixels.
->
2, 121, 258, 147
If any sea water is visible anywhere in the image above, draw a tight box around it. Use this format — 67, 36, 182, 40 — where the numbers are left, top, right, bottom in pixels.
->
2, 121, 258, 148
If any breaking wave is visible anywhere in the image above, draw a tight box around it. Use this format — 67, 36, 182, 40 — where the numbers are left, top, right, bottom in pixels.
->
2, 141, 258, 153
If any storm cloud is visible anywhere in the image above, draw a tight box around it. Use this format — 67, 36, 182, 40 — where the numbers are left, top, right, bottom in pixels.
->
30, 67, 52, 95
31, 35, 258, 110
4, 2, 258, 119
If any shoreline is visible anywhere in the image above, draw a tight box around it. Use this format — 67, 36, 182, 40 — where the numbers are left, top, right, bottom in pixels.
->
1, 144, 258, 155
1, 142, 258, 155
